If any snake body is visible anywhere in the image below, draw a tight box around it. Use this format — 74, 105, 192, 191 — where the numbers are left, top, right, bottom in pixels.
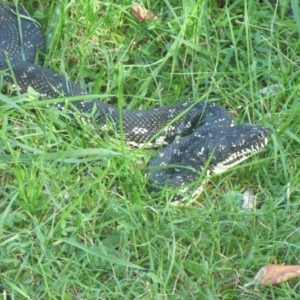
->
0, 2, 268, 199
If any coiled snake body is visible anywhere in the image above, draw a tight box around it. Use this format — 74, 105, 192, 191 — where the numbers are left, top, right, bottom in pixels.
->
0, 2, 268, 200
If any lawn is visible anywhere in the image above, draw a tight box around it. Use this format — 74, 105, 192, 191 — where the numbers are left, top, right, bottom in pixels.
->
1, 0, 300, 299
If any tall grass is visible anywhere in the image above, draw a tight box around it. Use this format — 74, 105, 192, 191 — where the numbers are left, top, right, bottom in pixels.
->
1, 0, 300, 299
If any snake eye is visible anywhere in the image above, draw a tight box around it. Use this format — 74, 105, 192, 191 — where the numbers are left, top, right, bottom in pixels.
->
256, 127, 269, 140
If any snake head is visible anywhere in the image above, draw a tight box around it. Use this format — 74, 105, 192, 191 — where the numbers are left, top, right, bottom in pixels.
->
205, 125, 269, 174
147, 124, 269, 198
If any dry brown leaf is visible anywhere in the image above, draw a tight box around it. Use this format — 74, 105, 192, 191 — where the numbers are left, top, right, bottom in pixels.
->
131, 6, 158, 22
249, 264, 300, 285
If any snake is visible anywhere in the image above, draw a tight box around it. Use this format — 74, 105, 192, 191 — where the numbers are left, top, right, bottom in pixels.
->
0, 1, 269, 200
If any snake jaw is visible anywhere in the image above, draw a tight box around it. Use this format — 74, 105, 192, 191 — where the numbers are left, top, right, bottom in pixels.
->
212, 133, 268, 174
208, 125, 269, 175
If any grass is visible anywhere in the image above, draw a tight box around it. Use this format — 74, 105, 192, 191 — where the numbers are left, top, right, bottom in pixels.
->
1, 0, 300, 298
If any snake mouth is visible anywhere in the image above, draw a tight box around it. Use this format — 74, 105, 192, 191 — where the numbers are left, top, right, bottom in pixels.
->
212, 136, 268, 174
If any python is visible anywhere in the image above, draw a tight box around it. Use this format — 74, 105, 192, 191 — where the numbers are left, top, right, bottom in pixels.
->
0, 1, 268, 200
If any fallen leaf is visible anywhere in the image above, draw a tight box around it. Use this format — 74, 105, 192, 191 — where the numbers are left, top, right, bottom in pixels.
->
131, 5, 158, 22
242, 188, 255, 209
245, 264, 300, 286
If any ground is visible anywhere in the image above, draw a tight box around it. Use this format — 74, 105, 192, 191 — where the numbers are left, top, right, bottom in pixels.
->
0, 0, 300, 299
